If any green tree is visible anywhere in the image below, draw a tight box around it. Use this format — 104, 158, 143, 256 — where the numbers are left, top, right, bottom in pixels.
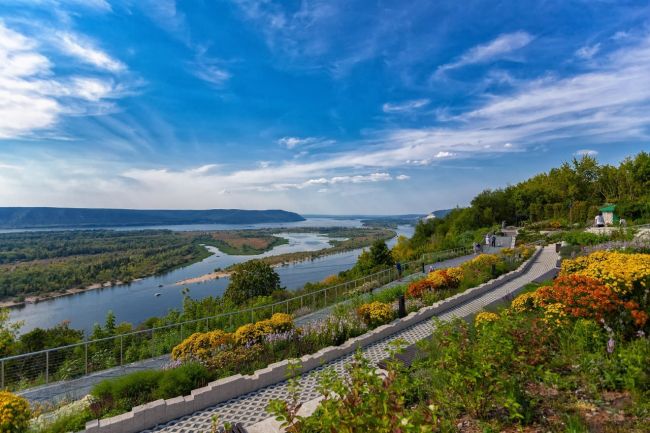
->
224, 260, 282, 304
370, 240, 394, 267
0, 308, 21, 357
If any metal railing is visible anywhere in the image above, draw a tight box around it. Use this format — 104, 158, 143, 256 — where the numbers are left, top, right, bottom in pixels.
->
3, 245, 474, 393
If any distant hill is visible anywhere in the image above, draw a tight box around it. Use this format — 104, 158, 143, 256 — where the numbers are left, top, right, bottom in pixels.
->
421, 209, 454, 221
0, 207, 305, 229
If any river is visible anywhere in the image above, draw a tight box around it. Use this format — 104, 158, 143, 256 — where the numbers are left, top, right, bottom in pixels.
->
9, 220, 414, 333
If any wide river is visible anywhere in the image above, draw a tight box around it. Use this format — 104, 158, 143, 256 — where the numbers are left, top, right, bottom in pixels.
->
8, 219, 414, 333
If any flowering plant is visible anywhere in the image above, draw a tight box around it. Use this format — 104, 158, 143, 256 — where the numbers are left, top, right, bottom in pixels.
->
0, 391, 30, 433
560, 251, 650, 296
357, 301, 394, 327
474, 311, 499, 327
171, 330, 233, 362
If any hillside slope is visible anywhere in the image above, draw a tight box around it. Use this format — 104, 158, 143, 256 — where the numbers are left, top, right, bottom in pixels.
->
0, 207, 305, 228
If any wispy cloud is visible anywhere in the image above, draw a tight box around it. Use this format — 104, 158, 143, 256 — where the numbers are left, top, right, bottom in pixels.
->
575, 149, 598, 156
575, 43, 601, 60
277, 136, 327, 149
382, 99, 429, 113
56, 32, 125, 72
0, 21, 132, 139
435, 31, 533, 77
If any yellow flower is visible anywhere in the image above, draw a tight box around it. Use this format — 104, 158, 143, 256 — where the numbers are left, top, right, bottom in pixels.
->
0, 392, 30, 433
474, 311, 499, 327
560, 251, 650, 296
510, 292, 540, 313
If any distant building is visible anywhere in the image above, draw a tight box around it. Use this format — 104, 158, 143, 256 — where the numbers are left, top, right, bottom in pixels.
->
599, 204, 619, 226
423, 213, 436, 221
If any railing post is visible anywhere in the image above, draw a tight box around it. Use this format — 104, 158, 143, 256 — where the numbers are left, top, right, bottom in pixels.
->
1, 359, 4, 389
286, 300, 289, 314
120, 335, 124, 366
85, 342, 88, 375
180, 323, 184, 341
45, 350, 49, 384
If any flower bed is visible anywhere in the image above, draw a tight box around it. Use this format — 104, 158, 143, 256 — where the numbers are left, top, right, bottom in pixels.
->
35, 247, 534, 432
270, 249, 649, 433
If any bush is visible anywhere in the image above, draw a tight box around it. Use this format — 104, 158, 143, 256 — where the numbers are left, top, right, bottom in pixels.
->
171, 330, 233, 362
91, 370, 163, 414
155, 362, 212, 399
34, 409, 93, 433
474, 311, 499, 327
0, 391, 30, 433
536, 275, 647, 331
356, 301, 394, 327
406, 279, 438, 298
205, 344, 266, 374
233, 313, 294, 345
560, 251, 650, 297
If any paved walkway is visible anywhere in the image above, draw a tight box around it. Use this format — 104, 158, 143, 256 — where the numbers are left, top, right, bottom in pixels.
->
20, 240, 509, 405
295, 240, 509, 328
143, 245, 557, 433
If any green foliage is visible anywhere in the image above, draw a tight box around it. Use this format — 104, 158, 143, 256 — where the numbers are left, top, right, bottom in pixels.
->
0, 230, 211, 300
394, 152, 650, 257
0, 309, 21, 357
32, 409, 94, 433
369, 240, 394, 267
224, 260, 282, 305
90, 363, 213, 417
19, 322, 83, 353
154, 362, 212, 399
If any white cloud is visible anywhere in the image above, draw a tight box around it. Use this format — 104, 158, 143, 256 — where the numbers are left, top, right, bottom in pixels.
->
0, 22, 131, 139
434, 151, 454, 158
56, 32, 125, 72
382, 99, 429, 113
575, 43, 600, 60
277, 136, 318, 149
435, 31, 533, 76
575, 149, 598, 156
190, 47, 231, 86
5, 30, 650, 211
396, 174, 410, 180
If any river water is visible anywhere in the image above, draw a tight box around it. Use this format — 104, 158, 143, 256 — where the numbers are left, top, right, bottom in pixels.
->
9, 220, 414, 333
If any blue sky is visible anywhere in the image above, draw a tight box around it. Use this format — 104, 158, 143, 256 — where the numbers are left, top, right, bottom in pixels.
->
0, 0, 649, 214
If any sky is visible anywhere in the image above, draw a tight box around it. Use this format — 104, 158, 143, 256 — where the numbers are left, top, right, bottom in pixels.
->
0, 0, 649, 215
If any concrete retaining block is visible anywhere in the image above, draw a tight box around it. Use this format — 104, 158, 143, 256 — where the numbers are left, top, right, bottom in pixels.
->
83, 247, 542, 433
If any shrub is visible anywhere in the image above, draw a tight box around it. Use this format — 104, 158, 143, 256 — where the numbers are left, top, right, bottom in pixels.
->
560, 251, 650, 297
474, 311, 499, 327
0, 391, 30, 433
536, 275, 647, 330
91, 370, 163, 414
155, 362, 212, 399
205, 344, 265, 373
233, 313, 294, 345
356, 301, 394, 327
171, 330, 233, 362
406, 279, 438, 298
510, 292, 540, 313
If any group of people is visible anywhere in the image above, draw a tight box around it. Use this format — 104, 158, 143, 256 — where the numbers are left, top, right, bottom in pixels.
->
473, 233, 497, 254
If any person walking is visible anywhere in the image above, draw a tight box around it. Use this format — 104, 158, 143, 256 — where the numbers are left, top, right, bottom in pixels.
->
491, 234, 497, 248
396, 262, 403, 280
485, 233, 491, 248
595, 212, 605, 228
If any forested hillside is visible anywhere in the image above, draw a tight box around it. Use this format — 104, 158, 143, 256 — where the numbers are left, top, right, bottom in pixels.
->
0, 208, 304, 229
393, 152, 650, 258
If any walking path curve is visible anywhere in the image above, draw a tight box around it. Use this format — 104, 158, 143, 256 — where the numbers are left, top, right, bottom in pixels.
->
142, 245, 558, 433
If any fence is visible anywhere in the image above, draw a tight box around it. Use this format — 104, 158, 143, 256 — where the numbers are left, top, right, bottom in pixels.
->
3, 245, 474, 394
